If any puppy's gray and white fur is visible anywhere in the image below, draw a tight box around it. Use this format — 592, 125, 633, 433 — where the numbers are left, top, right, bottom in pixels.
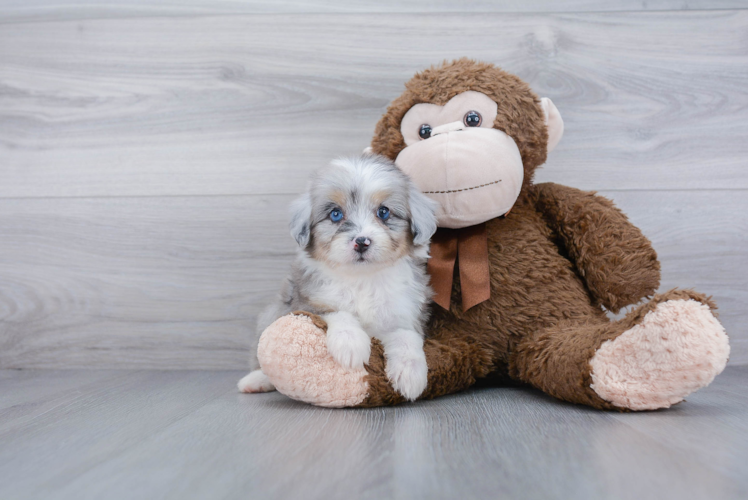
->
238, 155, 438, 400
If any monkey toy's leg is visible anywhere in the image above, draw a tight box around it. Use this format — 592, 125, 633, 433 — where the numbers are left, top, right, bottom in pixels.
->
357, 332, 495, 407
509, 289, 730, 410
256, 312, 370, 407
257, 290, 728, 409
257, 312, 495, 407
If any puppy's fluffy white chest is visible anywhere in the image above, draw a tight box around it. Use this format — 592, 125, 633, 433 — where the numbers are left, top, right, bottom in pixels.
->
304, 256, 426, 337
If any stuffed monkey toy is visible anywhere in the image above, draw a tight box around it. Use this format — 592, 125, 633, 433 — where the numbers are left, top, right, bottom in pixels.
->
256, 59, 730, 410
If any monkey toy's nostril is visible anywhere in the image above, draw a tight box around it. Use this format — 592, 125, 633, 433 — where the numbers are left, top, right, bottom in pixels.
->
354, 237, 371, 253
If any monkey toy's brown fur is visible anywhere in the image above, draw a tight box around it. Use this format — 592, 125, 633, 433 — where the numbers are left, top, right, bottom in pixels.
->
256, 59, 729, 410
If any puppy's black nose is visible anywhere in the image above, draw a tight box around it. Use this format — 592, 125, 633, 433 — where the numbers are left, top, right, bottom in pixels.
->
354, 237, 371, 253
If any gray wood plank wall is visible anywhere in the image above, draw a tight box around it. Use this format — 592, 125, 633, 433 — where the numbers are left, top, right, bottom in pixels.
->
1, 1, 746, 368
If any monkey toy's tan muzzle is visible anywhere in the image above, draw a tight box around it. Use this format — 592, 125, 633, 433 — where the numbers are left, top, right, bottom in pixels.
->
395, 126, 524, 229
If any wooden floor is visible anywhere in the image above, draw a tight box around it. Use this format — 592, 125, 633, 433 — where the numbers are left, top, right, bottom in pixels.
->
0, 366, 746, 500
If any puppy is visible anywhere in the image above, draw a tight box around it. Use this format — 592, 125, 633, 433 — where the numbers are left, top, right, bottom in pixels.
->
238, 154, 438, 400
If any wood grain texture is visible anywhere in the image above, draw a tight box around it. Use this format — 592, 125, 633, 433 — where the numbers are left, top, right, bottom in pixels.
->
1, 11, 747, 197
0, 190, 745, 369
1, 367, 747, 500
0, 195, 294, 369
1, 0, 746, 24
0, 5, 745, 370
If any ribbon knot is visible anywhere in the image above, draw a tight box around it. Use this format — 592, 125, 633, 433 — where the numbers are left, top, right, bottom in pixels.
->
427, 223, 490, 312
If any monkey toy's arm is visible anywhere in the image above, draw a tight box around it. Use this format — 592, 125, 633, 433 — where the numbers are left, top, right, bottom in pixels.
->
531, 182, 661, 313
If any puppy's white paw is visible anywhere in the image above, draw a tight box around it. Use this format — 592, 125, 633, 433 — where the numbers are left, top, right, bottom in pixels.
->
237, 369, 276, 393
326, 326, 371, 370
386, 350, 428, 401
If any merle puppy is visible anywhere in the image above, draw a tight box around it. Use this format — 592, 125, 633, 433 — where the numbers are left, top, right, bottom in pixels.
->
238, 155, 438, 400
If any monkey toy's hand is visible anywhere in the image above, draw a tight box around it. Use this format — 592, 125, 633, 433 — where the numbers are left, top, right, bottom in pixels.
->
532, 182, 661, 313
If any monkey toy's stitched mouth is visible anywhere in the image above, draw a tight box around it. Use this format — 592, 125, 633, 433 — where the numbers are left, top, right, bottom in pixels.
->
423, 179, 501, 194
395, 125, 524, 229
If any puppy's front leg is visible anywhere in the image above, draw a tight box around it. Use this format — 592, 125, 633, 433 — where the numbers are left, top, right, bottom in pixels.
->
380, 329, 428, 401
324, 311, 371, 370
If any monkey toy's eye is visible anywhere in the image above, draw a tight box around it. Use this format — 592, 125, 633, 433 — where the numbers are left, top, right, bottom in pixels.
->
464, 110, 482, 127
330, 209, 344, 222
418, 124, 432, 139
377, 206, 390, 221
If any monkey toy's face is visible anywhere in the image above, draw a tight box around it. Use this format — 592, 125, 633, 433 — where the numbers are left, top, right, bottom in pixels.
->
396, 91, 523, 228
372, 59, 564, 229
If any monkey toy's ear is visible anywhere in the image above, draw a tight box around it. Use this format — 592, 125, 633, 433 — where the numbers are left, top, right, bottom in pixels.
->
541, 97, 564, 153
288, 193, 312, 247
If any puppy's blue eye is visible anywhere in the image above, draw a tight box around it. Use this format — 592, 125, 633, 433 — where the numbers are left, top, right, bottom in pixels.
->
330, 209, 343, 222
377, 206, 390, 221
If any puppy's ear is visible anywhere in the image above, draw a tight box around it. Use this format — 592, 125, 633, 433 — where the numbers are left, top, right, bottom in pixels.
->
289, 193, 312, 247
409, 185, 439, 246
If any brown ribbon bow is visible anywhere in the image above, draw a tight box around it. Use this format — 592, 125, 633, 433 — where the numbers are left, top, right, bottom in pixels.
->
427, 223, 491, 312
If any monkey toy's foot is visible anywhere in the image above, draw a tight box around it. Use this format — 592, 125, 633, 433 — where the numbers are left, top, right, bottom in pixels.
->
589, 293, 730, 410
257, 312, 369, 408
